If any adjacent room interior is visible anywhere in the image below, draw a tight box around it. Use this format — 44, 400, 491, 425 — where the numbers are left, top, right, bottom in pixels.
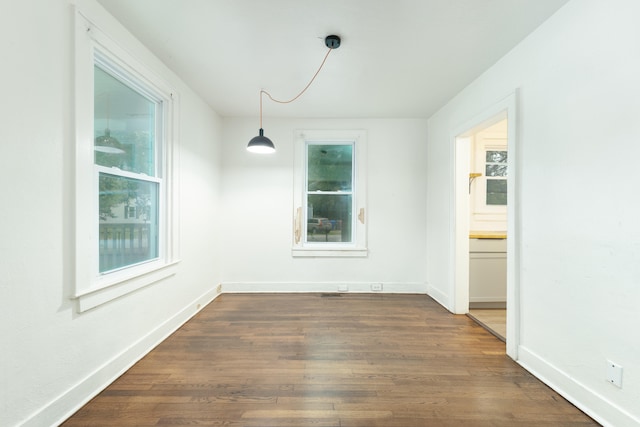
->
465, 118, 509, 341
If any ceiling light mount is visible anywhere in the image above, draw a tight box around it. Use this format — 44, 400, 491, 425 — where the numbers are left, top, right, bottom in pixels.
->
247, 34, 342, 154
325, 35, 341, 49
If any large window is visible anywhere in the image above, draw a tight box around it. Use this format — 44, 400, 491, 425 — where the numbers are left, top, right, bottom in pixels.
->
293, 131, 367, 257
74, 10, 178, 311
94, 62, 162, 273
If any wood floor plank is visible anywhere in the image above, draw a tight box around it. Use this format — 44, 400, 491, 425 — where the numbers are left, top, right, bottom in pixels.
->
62, 294, 599, 426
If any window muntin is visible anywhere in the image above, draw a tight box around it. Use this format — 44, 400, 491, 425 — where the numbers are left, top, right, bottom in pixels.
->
305, 143, 354, 243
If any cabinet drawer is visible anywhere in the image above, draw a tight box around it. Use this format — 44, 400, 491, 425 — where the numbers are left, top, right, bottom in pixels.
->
469, 238, 507, 253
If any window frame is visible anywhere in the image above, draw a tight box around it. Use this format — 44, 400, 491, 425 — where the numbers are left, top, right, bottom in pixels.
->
292, 130, 367, 257
485, 149, 508, 206
74, 10, 180, 312
472, 142, 508, 214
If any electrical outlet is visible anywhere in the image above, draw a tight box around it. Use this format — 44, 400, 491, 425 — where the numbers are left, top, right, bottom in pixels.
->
338, 284, 349, 292
371, 283, 383, 291
606, 360, 623, 388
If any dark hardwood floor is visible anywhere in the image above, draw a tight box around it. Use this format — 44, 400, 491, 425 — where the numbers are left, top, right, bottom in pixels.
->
62, 293, 599, 426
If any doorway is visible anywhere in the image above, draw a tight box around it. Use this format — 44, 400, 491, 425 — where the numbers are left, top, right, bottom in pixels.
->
452, 92, 519, 359
467, 119, 508, 341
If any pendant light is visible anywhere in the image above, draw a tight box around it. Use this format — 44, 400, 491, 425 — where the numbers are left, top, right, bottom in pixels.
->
95, 128, 125, 154
246, 92, 275, 154
247, 35, 341, 154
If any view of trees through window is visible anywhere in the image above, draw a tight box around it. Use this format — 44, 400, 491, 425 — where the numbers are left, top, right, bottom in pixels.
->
306, 143, 354, 243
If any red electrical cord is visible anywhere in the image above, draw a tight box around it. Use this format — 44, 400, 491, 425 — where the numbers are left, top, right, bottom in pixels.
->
258, 47, 334, 128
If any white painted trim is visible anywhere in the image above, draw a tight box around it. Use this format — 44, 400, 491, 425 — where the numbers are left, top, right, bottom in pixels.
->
76, 261, 180, 312
453, 136, 470, 314
426, 282, 450, 311
469, 296, 507, 303
291, 249, 368, 257
518, 346, 639, 427
222, 282, 427, 294
22, 288, 221, 427
504, 92, 520, 360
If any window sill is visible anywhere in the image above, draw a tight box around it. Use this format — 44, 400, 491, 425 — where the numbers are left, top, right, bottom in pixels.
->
74, 260, 180, 312
292, 248, 368, 258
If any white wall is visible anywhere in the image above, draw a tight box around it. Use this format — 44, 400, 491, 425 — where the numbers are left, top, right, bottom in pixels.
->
221, 118, 428, 293
426, 1, 640, 425
0, 1, 223, 426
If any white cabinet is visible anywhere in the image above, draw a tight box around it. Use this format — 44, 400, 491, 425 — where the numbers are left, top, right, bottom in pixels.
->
469, 238, 506, 308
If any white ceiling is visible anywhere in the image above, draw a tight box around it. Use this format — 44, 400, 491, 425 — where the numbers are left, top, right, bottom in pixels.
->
96, 0, 569, 119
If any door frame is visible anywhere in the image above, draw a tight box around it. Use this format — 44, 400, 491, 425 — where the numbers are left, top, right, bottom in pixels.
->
451, 91, 520, 359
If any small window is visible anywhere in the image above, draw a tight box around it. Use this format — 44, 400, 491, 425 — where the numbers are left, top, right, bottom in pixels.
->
485, 150, 507, 205
306, 143, 353, 243
124, 205, 137, 219
293, 130, 367, 257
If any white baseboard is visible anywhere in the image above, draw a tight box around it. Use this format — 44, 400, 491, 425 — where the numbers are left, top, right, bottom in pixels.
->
469, 296, 506, 303
221, 281, 427, 294
22, 287, 221, 427
426, 282, 451, 312
518, 346, 640, 427
469, 301, 507, 309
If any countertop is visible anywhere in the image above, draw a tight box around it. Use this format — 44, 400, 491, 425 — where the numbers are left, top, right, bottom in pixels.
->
469, 231, 507, 239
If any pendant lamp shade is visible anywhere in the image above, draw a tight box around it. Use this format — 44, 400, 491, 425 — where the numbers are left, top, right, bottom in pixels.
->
95, 128, 125, 154
247, 128, 275, 154
95, 90, 124, 154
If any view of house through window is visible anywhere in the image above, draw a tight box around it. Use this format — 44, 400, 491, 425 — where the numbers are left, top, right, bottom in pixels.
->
94, 64, 162, 273
305, 143, 354, 243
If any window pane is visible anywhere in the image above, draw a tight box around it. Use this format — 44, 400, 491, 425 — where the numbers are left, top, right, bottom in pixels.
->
307, 144, 353, 192
486, 164, 507, 177
486, 179, 507, 205
99, 173, 159, 272
94, 66, 157, 176
306, 194, 352, 242
486, 150, 507, 163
